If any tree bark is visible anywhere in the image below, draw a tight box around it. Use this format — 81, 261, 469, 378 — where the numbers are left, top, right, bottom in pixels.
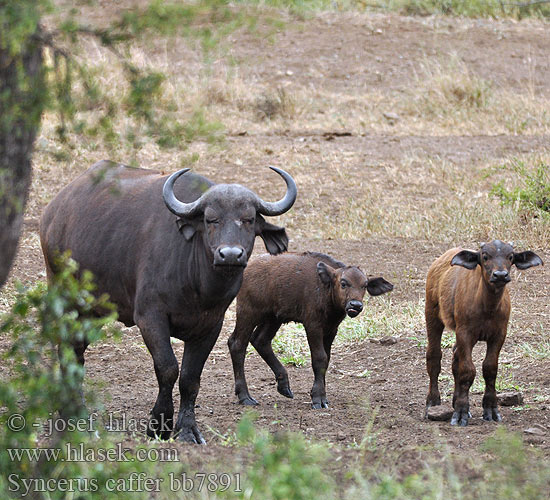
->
0, 27, 44, 288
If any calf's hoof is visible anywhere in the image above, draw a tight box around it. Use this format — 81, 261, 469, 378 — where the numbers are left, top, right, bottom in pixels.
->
483, 407, 502, 422
311, 399, 329, 410
277, 385, 294, 399
174, 424, 206, 444
238, 396, 259, 406
450, 409, 469, 427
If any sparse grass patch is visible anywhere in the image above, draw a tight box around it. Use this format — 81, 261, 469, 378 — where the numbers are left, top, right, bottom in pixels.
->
470, 363, 524, 394
414, 54, 492, 114
363, 0, 550, 18
254, 86, 298, 121
271, 322, 309, 366
516, 339, 550, 360
338, 297, 425, 345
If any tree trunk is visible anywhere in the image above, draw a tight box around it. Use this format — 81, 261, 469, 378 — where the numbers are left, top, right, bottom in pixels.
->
0, 27, 45, 288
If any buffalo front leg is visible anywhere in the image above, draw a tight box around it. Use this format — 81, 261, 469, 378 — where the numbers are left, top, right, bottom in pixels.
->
451, 333, 476, 427
174, 326, 221, 444
138, 314, 179, 440
425, 307, 444, 415
482, 334, 505, 422
228, 316, 259, 406
306, 323, 329, 409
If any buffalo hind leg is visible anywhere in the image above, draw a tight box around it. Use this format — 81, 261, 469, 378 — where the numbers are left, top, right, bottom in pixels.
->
425, 308, 444, 416
174, 325, 221, 444
138, 313, 179, 440
228, 316, 260, 406
482, 334, 505, 422
250, 319, 291, 398
305, 322, 329, 409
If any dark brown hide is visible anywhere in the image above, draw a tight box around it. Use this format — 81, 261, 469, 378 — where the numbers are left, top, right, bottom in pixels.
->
228, 252, 393, 408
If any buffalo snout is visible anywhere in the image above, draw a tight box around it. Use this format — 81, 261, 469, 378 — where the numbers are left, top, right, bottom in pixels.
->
345, 300, 363, 318
214, 246, 247, 267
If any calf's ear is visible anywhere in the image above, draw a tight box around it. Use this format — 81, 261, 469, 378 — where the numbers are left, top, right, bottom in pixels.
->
513, 251, 544, 270
451, 250, 479, 270
255, 215, 289, 255
317, 262, 335, 285
367, 277, 394, 296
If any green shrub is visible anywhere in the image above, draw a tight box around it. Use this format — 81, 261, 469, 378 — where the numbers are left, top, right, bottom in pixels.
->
491, 161, 550, 216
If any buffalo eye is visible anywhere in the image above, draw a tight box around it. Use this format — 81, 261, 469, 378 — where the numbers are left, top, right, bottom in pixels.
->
508, 255, 513, 262
206, 218, 219, 225
242, 218, 255, 225
482, 253, 489, 262
341, 280, 349, 289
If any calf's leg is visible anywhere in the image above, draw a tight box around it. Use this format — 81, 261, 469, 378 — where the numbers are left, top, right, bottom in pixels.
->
305, 322, 329, 409
482, 334, 505, 422
228, 316, 260, 406
451, 332, 476, 426
250, 319, 290, 398
174, 324, 221, 444
425, 306, 444, 414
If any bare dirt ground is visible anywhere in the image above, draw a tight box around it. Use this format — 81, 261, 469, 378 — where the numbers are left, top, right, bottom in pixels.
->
3, 4, 550, 481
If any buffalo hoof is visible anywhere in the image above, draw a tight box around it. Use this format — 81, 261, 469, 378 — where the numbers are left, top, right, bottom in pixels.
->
277, 385, 294, 399
450, 409, 469, 427
311, 400, 329, 410
483, 407, 502, 422
175, 424, 206, 444
239, 396, 259, 406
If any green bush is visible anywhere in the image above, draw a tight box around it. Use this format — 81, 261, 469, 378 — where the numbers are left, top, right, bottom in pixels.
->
230, 412, 335, 500
491, 161, 550, 216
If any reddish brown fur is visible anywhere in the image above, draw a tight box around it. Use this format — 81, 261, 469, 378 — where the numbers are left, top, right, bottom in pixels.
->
228, 251, 393, 409
425, 240, 543, 426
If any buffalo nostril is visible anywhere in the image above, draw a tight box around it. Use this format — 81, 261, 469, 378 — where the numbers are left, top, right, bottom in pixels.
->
216, 246, 246, 266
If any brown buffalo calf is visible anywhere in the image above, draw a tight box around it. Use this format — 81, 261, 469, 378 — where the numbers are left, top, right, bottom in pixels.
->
425, 240, 543, 426
228, 252, 393, 409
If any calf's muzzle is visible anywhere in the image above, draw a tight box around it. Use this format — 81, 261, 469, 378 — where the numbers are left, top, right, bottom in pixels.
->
346, 300, 363, 318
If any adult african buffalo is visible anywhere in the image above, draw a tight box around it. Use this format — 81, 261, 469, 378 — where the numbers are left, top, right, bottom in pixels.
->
40, 160, 297, 444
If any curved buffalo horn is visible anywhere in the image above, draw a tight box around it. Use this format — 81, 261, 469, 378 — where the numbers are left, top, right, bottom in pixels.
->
163, 168, 203, 217
256, 166, 297, 216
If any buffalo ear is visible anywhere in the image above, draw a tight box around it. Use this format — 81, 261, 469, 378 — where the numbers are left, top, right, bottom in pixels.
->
367, 277, 394, 296
176, 216, 202, 241
513, 251, 543, 270
255, 215, 288, 255
451, 250, 479, 270
317, 262, 335, 285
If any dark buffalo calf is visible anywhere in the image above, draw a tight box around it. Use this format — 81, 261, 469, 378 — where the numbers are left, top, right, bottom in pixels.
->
425, 240, 543, 426
228, 252, 393, 409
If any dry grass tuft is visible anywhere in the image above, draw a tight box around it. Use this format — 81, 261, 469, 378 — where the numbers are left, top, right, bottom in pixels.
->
254, 86, 298, 121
